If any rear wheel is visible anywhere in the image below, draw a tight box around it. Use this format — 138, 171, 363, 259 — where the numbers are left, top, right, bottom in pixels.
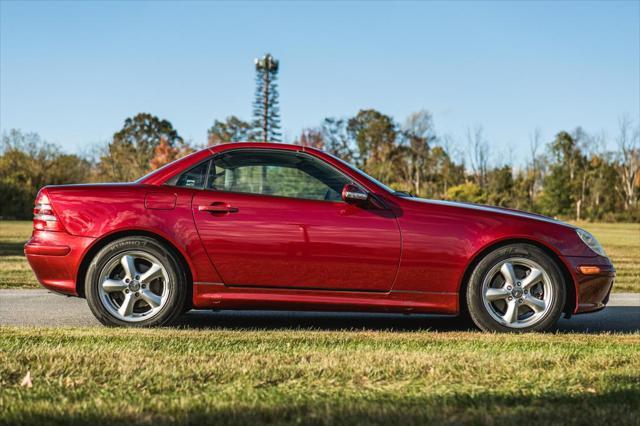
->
466, 244, 566, 332
85, 236, 187, 327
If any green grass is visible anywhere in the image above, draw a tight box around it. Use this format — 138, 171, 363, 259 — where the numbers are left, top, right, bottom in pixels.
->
570, 222, 640, 292
0, 327, 639, 425
1, 219, 637, 292
0, 221, 38, 288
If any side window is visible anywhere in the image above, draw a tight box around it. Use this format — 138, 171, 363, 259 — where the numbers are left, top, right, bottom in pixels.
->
207, 151, 350, 201
175, 161, 209, 188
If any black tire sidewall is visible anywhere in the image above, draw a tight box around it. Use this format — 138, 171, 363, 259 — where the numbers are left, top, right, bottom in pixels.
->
85, 236, 187, 327
466, 244, 566, 333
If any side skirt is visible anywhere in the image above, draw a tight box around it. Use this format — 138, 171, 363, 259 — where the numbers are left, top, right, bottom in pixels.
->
192, 282, 459, 315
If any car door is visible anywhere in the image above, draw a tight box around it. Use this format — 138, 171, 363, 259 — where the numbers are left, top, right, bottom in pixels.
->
188, 149, 401, 292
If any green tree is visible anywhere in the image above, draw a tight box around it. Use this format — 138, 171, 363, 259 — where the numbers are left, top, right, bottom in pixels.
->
98, 113, 183, 182
1, 130, 55, 218
253, 53, 281, 142
486, 165, 514, 207
48, 154, 92, 185
347, 109, 399, 184
0, 130, 91, 218
512, 170, 534, 211
424, 145, 465, 199
446, 182, 487, 204
208, 116, 255, 145
538, 130, 586, 218
585, 153, 620, 220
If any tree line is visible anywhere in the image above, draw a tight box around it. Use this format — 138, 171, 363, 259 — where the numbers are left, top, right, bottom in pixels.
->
1, 110, 638, 222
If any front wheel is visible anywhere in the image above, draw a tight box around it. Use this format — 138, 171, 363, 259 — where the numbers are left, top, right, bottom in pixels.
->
466, 244, 566, 332
85, 236, 188, 327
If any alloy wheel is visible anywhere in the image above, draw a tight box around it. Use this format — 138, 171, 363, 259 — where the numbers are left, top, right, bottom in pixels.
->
97, 250, 170, 322
481, 257, 554, 329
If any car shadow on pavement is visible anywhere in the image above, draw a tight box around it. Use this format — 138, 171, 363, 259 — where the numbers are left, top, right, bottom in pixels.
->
173, 306, 640, 333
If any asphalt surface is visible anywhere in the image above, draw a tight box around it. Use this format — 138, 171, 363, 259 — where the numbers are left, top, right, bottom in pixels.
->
0, 289, 638, 332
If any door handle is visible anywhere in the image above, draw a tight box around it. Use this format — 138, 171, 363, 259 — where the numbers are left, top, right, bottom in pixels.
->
198, 202, 239, 214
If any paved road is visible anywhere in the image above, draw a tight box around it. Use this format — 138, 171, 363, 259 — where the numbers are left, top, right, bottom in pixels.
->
1, 289, 638, 332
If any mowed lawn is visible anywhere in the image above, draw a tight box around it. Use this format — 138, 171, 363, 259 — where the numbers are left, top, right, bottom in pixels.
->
0, 221, 38, 289
0, 327, 639, 425
1, 219, 637, 292
571, 221, 640, 292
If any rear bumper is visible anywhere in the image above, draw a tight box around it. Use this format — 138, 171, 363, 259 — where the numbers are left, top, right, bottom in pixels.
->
24, 230, 95, 296
563, 255, 615, 314
24, 243, 71, 256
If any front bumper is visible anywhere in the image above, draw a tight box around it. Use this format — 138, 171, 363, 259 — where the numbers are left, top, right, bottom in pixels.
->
24, 230, 95, 296
563, 255, 615, 314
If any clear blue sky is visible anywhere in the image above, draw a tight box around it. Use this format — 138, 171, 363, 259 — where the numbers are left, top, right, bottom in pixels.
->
1, 0, 638, 164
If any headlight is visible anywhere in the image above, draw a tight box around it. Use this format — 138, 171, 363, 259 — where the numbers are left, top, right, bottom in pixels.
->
576, 229, 606, 257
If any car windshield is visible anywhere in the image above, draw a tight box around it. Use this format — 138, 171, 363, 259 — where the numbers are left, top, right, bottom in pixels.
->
325, 152, 412, 197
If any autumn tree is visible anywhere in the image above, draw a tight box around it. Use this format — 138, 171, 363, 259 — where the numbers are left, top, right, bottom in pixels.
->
149, 137, 193, 171
296, 128, 324, 149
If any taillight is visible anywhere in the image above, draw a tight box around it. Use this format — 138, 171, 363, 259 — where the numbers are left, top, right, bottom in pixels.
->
33, 190, 64, 232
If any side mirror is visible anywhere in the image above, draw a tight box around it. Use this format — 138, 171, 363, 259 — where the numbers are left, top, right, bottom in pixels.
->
341, 183, 369, 205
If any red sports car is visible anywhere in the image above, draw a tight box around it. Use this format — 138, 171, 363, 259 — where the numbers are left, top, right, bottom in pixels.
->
25, 142, 615, 331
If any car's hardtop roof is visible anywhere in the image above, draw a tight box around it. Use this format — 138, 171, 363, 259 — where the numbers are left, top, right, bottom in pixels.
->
138, 142, 328, 185
210, 141, 324, 154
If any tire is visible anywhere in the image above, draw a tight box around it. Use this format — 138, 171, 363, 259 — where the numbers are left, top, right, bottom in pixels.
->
85, 236, 188, 327
466, 243, 566, 332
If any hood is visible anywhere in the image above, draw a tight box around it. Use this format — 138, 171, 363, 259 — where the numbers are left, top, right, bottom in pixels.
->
409, 198, 575, 228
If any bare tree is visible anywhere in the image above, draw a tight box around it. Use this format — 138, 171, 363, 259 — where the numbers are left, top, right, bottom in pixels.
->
467, 126, 489, 188
402, 110, 435, 195
527, 128, 543, 203
587, 132, 610, 214
574, 128, 594, 221
529, 128, 541, 163
321, 118, 353, 161
617, 116, 640, 210
436, 134, 464, 197
441, 134, 464, 166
